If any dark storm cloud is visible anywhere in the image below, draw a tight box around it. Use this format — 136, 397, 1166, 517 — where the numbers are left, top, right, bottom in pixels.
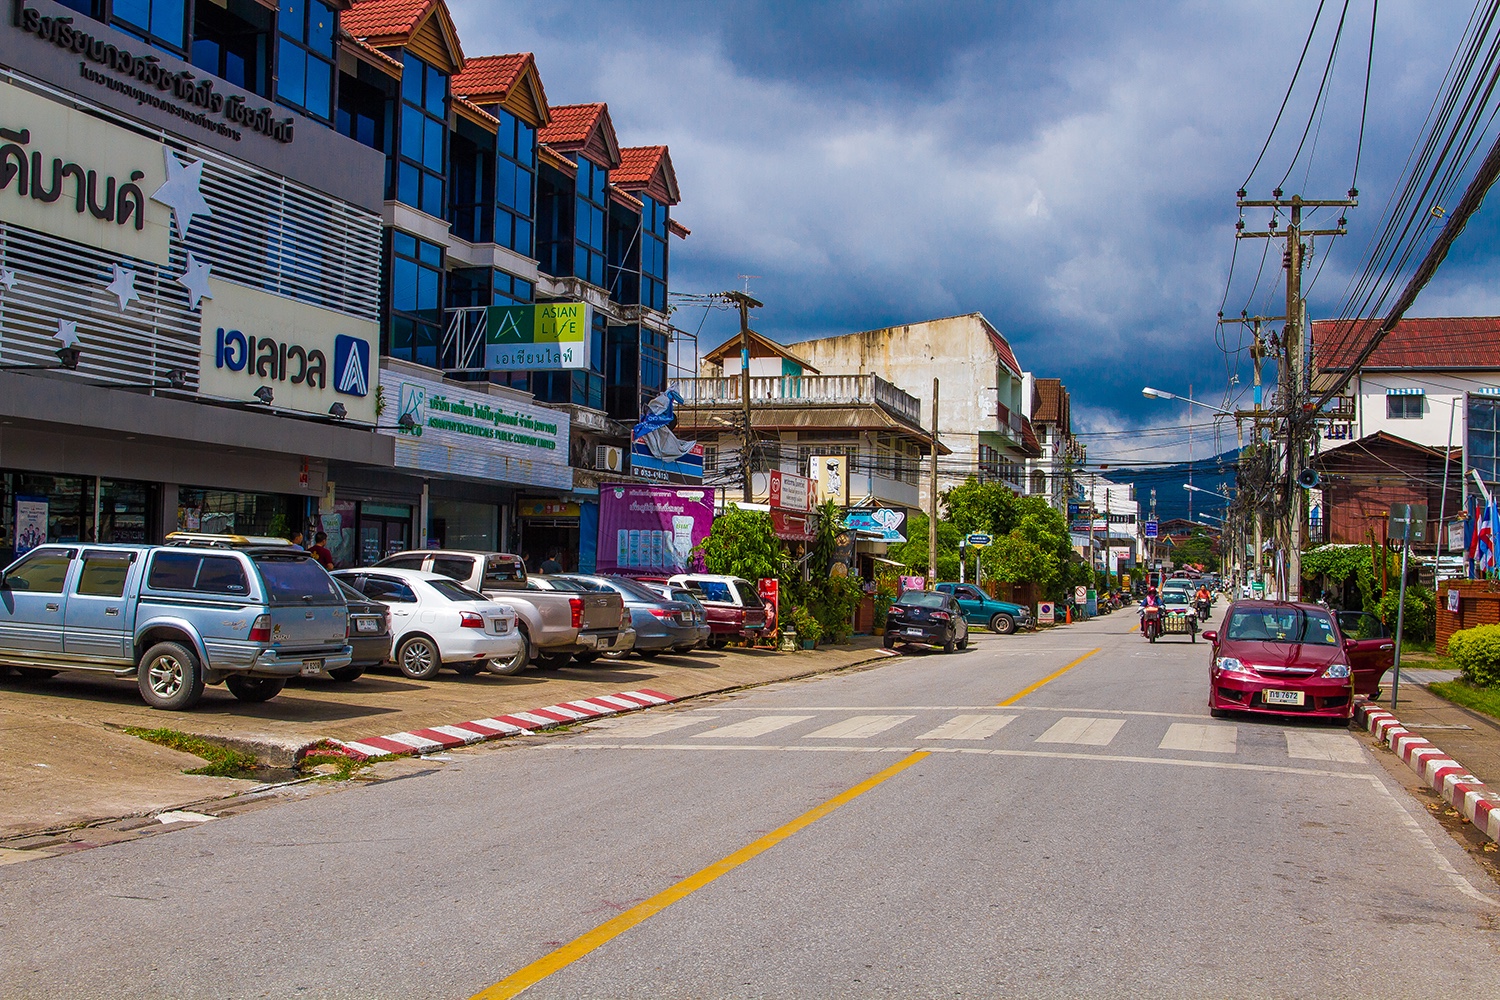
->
449, 1, 1494, 461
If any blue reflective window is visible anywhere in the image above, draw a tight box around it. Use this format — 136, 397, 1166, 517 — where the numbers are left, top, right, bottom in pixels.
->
384, 231, 445, 368
114, 0, 187, 53
395, 54, 448, 217
275, 0, 335, 122
491, 108, 536, 256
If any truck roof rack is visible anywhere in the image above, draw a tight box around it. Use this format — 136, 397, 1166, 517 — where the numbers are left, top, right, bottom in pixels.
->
163, 532, 297, 549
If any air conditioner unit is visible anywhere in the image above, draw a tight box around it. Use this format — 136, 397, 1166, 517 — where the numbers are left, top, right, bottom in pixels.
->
596, 445, 624, 473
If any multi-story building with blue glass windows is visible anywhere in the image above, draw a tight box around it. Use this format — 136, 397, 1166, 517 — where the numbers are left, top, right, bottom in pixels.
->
336, 0, 688, 568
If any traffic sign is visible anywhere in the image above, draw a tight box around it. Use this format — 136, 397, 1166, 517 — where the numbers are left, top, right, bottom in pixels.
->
1144, 520, 1159, 538
965, 533, 993, 549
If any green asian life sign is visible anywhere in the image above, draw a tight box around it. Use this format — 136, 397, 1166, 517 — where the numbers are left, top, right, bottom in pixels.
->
485, 303, 589, 370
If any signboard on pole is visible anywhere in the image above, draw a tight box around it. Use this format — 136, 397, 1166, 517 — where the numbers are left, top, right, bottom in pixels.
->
1144, 520, 1159, 539
965, 533, 993, 549
1038, 601, 1056, 624
1388, 503, 1428, 542
1074, 585, 1088, 605
767, 470, 812, 512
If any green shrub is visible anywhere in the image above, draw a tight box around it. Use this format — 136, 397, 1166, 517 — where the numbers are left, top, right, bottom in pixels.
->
789, 605, 823, 645
1378, 585, 1435, 644
1449, 624, 1500, 686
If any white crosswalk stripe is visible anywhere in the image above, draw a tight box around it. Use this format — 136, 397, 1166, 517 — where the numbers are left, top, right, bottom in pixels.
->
916, 715, 1018, 741
1035, 716, 1126, 746
805, 715, 914, 739
1284, 731, 1365, 763
694, 716, 814, 739
591, 715, 717, 738
1159, 723, 1237, 754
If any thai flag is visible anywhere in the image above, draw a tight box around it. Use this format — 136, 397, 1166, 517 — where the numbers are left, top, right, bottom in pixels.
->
1476, 500, 1498, 572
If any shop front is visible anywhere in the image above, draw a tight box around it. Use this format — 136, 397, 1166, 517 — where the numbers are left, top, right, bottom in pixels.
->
352, 361, 573, 570
517, 499, 582, 571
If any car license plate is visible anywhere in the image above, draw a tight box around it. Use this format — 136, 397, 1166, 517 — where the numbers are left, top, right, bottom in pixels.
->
1264, 689, 1305, 706
355, 618, 380, 633
492, 620, 508, 633
300, 659, 323, 677
906, 628, 925, 636
578, 635, 599, 649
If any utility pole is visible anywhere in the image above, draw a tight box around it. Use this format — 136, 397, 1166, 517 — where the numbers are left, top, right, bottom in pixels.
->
1236, 190, 1356, 600
722, 291, 762, 504
929, 378, 940, 585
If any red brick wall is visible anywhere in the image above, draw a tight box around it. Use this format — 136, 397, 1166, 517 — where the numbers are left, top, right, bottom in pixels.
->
1435, 579, 1500, 654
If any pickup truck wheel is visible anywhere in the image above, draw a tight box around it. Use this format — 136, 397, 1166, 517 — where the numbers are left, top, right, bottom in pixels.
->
396, 636, 442, 680
639, 650, 661, 660
225, 676, 285, 703
137, 642, 205, 710
451, 662, 486, 677
328, 667, 365, 682
989, 614, 1016, 635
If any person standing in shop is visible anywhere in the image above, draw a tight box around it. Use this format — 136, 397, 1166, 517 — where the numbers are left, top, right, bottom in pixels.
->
310, 531, 335, 570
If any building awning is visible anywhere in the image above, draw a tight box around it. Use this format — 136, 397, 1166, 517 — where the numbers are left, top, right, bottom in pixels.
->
1385, 387, 1425, 396
872, 556, 906, 567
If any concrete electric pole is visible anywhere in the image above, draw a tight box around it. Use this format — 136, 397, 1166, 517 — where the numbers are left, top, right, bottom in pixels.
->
722, 291, 763, 504
929, 377, 940, 584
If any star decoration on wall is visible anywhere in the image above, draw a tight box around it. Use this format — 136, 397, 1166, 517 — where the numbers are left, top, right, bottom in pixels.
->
105, 264, 139, 311
176, 253, 213, 310
150, 149, 213, 238
0, 268, 17, 295
54, 318, 80, 350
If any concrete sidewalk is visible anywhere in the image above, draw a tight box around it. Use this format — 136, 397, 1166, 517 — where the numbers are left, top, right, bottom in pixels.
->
0, 636, 905, 840
1367, 674, 1500, 789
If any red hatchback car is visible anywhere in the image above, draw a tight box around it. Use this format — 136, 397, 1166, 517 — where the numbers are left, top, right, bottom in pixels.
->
1203, 601, 1394, 721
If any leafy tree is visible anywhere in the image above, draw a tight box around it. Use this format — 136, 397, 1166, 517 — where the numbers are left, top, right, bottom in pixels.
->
1171, 528, 1220, 573
886, 512, 962, 580
1301, 544, 1398, 613
696, 506, 786, 582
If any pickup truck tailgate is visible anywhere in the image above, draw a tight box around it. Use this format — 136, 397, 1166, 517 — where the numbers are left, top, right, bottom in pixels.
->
580, 592, 624, 630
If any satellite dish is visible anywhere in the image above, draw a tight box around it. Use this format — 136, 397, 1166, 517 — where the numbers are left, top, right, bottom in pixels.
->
1296, 468, 1320, 489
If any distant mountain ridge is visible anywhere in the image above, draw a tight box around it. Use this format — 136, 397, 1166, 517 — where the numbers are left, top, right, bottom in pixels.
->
1097, 452, 1237, 526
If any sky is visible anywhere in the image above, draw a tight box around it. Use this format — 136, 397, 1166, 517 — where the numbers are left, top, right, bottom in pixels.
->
448, 0, 1500, 465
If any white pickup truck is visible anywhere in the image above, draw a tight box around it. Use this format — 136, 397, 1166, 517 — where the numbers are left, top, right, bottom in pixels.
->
373, 550, 632, 671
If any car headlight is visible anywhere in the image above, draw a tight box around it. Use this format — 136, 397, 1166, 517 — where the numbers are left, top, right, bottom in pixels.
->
1324, 663, 1351, 679
1215, 656, 1251, 675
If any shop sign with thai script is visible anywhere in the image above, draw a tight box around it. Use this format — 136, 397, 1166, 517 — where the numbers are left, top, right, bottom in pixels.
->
11, 0, 295, 144
384, 370, 572, 490
198, 278, 378, 422
0, 77, 168, 261
484, 303, 589, 370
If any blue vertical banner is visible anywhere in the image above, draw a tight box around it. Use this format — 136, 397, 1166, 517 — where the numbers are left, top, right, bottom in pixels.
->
578, 501, 599, 574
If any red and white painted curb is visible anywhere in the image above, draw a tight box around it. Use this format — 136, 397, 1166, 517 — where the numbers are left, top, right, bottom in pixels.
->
1356, 700, 1500, 844
331, 689, 676, 760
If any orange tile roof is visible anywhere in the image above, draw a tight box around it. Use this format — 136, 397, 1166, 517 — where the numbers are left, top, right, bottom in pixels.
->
613, 146, 666, 186
339, 30, 403, 71
1313, 316, 1500, 371
452, 53, 528, 99
341, 0, 431, 38
540, 103, 607, 145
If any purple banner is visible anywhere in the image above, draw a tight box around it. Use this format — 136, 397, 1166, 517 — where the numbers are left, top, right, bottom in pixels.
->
597, 484, 715, 576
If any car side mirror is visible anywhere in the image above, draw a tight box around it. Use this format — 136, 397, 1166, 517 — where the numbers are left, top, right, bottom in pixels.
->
1343, 638, 1358, 651
1201, 630, 1217, 643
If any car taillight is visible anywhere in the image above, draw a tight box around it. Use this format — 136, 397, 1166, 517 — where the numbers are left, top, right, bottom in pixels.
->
249, 614, 271, 642
648, 608, 674, 618
460, 611, 485, 628
930, 611, 951, 621
570, 597, 583, 630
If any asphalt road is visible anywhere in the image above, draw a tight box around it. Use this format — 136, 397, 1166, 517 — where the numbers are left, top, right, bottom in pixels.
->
4, 612, 1499, 999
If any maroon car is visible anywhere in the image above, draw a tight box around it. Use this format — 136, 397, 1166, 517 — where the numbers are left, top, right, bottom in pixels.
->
1203, 601, 1393, 721
667, 574, 768, 649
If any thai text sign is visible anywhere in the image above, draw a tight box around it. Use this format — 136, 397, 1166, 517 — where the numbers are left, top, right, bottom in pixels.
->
485, 303, 589, 370
0, 77, 169, 262
384, 370, 571, 489
768, 470, 811, 512
597, 484, 714, 576
198, 278, 378, 422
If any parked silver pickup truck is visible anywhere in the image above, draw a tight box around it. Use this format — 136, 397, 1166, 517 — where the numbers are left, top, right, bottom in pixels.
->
0, 542, 352, 709
373, 550, 631, 671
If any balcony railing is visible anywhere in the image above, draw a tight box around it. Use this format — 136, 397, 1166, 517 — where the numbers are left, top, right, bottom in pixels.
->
995, 401, 1024, 436
670, 375, 924, 430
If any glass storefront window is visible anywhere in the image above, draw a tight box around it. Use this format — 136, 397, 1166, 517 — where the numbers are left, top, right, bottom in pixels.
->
430, 500, 497, 551
177, 487, 300, 538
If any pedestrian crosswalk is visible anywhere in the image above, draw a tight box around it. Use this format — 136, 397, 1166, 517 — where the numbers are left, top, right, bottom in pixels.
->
588, 710, 1371, 766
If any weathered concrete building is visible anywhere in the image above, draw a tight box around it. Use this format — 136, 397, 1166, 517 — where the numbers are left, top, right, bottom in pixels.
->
784, 314, 1036, 505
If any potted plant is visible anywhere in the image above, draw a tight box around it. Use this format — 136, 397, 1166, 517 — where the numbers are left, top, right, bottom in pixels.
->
791, 606, 823, 650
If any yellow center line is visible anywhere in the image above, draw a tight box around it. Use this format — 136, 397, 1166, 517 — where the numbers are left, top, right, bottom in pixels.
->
997, 647, 1101, 706
1130, 623, 1140, 633
470, 750, 931, 1000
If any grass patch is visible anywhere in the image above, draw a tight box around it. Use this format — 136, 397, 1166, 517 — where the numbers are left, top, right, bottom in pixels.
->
1429, 680, 1500, 723
123, 727, 262, 778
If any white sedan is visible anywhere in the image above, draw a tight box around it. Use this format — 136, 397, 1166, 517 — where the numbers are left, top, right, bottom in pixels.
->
332, 568, 523, 679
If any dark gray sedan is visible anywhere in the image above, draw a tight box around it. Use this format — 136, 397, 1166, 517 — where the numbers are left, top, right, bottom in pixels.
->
554, 575, 709, 657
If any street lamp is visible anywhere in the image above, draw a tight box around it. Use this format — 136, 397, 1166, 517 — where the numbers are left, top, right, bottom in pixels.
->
1141, 387, 1234, 417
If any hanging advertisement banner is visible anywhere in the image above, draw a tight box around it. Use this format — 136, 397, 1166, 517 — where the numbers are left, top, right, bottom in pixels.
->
768, 470, 812, 512
770, 510, 816, 542
810, 456, 847, 505
597, 484, 714, 576
485, 303, 589, 370
13, 497, 47, 555
844, 508, 908, 543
